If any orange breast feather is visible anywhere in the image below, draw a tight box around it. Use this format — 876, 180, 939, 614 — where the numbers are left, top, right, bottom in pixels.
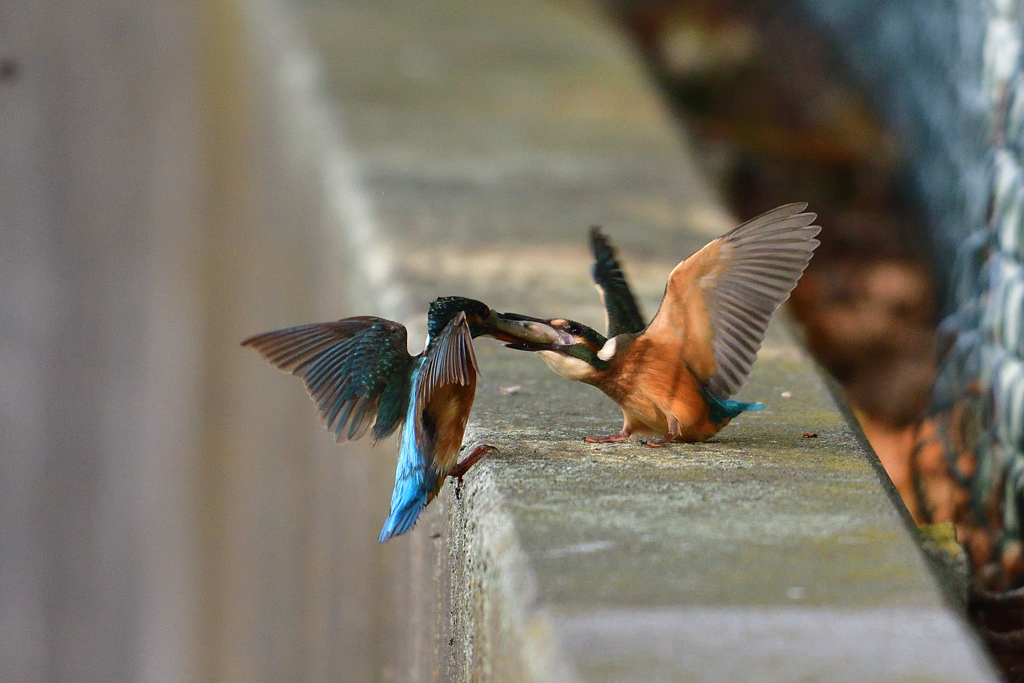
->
612, 334, 718, 440
422, 379, 476, 472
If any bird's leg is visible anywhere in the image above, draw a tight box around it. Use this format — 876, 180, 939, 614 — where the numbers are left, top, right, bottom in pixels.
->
452, 444, 497, 496
643, 416, 679, 448
584, 422, 632, 444
584, 432, 630, 443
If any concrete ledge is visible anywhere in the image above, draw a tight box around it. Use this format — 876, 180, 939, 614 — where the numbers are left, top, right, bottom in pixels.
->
444, 334, 995, 681
278, 0, 1001, 679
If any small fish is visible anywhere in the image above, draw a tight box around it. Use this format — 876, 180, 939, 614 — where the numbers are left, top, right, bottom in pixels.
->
505, 204, 820, 445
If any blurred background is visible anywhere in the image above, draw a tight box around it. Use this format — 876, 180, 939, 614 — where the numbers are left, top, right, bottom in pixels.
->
1, 0, 1021, 680
1, 2, 420, 681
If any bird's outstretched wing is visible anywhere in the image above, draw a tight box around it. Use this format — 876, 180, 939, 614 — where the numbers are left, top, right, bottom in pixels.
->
644, 203, 820, 398
590, 226, 646, 337
241, 316, 415, 442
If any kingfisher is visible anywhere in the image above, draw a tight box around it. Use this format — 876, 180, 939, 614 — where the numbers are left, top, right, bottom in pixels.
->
241, 297, 564, 542
505, 203, 821, 445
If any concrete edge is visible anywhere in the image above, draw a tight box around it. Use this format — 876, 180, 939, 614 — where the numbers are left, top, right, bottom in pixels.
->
443, 466, 580, 682
821, 369, 977, 614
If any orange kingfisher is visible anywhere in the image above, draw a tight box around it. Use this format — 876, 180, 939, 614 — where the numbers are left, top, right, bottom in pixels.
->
241, 297, 564, 542
503, 203, 821, 446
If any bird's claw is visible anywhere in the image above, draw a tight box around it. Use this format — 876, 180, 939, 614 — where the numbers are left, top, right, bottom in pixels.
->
451, 444, 498, 495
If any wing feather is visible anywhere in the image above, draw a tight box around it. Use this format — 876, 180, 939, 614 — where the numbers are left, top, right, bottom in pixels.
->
644, 203, 820, 398
412, 312, 479, 458
590, 227, 646, 336
418, 311, 478, 404
241, 316, 416, 442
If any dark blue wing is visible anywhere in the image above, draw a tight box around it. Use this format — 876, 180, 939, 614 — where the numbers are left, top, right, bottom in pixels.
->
242, 316, 415, 442
589, 226, 646, 337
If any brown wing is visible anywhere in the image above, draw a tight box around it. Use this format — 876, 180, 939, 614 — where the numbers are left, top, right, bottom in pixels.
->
643, 203, 820, 398
414, 312, 479, 470
417, 311, 478, 403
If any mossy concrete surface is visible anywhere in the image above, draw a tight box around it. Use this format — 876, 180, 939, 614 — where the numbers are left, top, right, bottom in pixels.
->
292, 0, 1000, 680
444, 335, 996, 681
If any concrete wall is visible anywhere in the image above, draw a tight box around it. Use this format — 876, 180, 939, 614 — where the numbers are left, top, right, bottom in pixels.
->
0, 1, 410, 680
0, 2, 205, 679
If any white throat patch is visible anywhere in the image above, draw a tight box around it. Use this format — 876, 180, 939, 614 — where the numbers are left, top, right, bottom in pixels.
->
597, 337, 618, 361
538, 350, 594, 381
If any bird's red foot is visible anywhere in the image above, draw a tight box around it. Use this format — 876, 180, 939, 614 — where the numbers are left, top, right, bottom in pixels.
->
584, 432, 630, 444
452, 444, 497, 496
642, 418, 678, 448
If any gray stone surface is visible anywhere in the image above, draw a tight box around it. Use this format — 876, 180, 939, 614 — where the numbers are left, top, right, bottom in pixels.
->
291, 0, 1001, 680
445, 336, 996, 681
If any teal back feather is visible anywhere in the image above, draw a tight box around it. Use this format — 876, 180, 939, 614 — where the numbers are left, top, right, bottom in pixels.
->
699, 385, 764, 424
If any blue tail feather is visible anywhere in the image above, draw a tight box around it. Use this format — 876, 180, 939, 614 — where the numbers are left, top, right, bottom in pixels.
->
378, 485, 427, 543
699, 385, 764, 424
379, 450, 439, 542
379, 367, 439, 543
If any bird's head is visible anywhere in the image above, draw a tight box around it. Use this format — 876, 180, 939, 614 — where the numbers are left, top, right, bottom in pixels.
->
427, 297, 585, 347
427, 297, 493, 340
496, 315, 617, 380
542, 318, 607, 352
